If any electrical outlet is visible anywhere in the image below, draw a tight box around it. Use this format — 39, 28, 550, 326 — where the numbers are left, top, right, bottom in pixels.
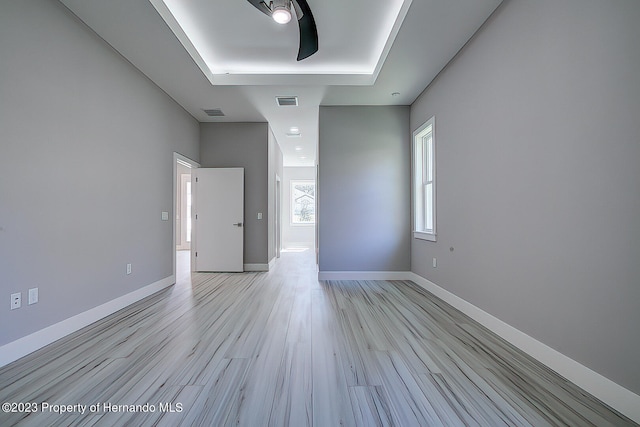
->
28, 288, 38, 305
257, 212, 263, 220
126, 263, 132, 275
11, 292, 21, 310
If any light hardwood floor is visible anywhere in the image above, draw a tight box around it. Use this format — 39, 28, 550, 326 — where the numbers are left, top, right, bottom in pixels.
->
0, 250, 636, 426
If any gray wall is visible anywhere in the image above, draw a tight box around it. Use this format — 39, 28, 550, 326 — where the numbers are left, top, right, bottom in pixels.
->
411, 0, 640, 394
0, 0, 199, 346
318, 106, 411, 272
199, 122, 270, 265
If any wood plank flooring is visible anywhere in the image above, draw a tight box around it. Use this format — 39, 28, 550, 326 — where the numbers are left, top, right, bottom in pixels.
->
0, 250, 636, 426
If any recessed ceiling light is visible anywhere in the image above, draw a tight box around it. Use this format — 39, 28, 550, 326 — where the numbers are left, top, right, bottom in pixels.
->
295, 146, 303, 151
299, 156, 307, 159
287, 126, 301, 137
391, 92, 400, 97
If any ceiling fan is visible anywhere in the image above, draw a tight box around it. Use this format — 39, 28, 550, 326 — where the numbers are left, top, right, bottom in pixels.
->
246, 0, 318, 60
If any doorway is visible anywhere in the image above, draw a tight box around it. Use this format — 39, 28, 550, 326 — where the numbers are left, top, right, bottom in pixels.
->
173, 153, 199, 278
282, 167, 316, 252
176, 164, 192, 251
276, 175, 282, 258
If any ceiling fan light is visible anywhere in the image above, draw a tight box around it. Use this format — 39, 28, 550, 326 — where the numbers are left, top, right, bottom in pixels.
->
272, 6, 291, 24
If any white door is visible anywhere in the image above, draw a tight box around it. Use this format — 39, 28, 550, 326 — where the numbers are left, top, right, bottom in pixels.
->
194, 168, 244, 272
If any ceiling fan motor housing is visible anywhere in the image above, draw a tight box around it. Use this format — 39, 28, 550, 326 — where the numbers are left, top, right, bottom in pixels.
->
247, 0, 318, 60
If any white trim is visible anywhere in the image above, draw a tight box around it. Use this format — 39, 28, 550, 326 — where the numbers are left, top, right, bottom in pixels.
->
290, 180, 316, 226
173, 152, 200, 278
269, 257, 276, 270
412, 116, 437, 241
318, 271, 410, 281
413, 231, 437, 241
0, 275, 175, 368
244, 263, 270, 272
176, 158, 193, 169
275, 174, 282, 259
407, 272, 640, 424
316, 269, 640, 423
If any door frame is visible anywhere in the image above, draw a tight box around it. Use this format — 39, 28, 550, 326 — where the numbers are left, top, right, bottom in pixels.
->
275, 174, 282, 258
173, 152, 200, 278
176, 169, 192, 250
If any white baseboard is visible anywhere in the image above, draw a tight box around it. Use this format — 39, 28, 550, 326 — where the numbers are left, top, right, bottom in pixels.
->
269, 257, 276, 270
318, 271, 410, 281
0, 275, 175, 368
244, 263, 269, 272
407, 272, 640, 424
318, 269, 639, 423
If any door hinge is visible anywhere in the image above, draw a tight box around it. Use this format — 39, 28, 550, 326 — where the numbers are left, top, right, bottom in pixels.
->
195, 177, 198, 182
195, 214, 198, 220
195, 252, 198, 257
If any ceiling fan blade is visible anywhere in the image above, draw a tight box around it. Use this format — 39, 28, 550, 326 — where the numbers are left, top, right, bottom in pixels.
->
293, 0, 318, 60
246, 0, 272, 17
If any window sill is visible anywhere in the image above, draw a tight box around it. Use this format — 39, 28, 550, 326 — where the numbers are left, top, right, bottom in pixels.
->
414, 231, 436, 242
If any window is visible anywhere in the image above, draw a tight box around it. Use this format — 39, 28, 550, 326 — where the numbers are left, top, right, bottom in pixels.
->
291, 180, 315, 225
413, 117, 436, 241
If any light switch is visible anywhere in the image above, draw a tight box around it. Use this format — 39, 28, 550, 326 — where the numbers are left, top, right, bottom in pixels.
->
161, 211, 169, 221
29, 288, 38, 305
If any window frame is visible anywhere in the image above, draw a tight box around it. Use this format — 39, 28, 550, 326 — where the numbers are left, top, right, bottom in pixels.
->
413, 117, 437, 241
290, 180, 316, 226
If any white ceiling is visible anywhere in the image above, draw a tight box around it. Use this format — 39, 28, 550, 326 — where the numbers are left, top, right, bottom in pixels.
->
59, 0, 503, 166
149, 0, 411, 84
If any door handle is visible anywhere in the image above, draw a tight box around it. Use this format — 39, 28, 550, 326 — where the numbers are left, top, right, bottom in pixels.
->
233, 222, 243, 227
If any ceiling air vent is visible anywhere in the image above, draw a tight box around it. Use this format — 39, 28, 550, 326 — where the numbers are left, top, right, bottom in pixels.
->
203, 108, 225, 117
276, 96, 298, 107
